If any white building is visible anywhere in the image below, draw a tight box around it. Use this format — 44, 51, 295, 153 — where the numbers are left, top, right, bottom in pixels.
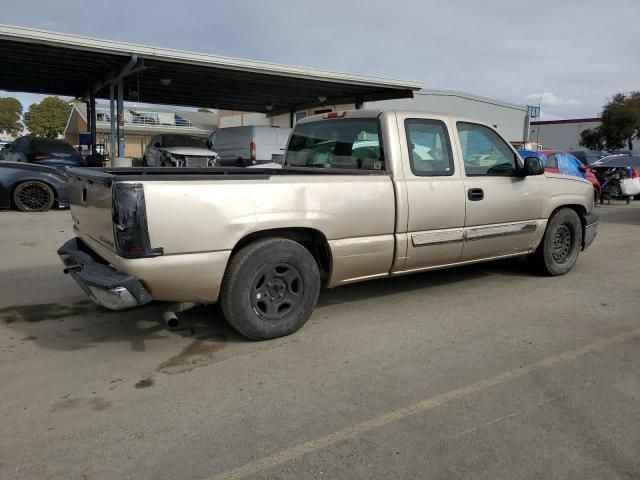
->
528, 118, 601, 151
367, 89, 529, 142
220, 89, 529, 143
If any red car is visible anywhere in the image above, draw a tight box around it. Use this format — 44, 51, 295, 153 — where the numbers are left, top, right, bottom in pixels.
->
543, 150, 601, 201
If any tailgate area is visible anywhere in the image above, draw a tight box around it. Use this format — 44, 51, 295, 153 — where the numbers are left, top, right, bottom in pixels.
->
67, 173, 118, 263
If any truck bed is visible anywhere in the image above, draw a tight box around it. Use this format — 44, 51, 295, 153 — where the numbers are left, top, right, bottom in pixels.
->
65, 166, 387, 186
65, 165, 397, 303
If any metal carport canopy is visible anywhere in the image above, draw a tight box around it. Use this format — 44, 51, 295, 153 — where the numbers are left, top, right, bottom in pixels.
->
0, 24, 422, 114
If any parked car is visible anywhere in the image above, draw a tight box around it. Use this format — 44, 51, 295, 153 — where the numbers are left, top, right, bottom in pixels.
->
569, 150, 608, 165
0, 162, 69, 212
143, 134, 219, 167
74, 144, 106, 157
59, 109, 597, 340
209, 126, 291, 166
0, 136, 85, 169
544, 150, 601, 202
73, 144, 107, 167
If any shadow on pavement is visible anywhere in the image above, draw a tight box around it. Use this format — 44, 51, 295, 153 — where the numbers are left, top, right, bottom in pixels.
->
0, 257, 533, 355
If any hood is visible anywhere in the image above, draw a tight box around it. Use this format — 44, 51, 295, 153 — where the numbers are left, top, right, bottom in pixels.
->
161, 147, 217, 157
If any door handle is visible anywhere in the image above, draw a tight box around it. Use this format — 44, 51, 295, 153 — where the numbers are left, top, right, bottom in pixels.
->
468, 188, 484, 201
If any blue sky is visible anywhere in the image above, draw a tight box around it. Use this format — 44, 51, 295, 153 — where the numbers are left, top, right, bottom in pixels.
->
1, 0, 638, 120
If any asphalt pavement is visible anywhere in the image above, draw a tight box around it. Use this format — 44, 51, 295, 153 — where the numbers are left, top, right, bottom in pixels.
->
1, 203, 639, 480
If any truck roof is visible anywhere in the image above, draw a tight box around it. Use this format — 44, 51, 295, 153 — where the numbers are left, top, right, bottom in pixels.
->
298, 109, 498, 131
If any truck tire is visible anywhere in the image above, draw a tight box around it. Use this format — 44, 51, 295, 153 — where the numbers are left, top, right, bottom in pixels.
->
13, 181, 55, 212
220, 238, 321, 340
529, 208, 583, 276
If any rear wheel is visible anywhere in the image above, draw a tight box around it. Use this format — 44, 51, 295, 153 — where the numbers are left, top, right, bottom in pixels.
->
12, 181, 55, 212
220, 238, 320, 340
529, 208, 583, 276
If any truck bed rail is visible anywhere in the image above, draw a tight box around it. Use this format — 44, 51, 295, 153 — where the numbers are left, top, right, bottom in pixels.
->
65, 166, 387, 186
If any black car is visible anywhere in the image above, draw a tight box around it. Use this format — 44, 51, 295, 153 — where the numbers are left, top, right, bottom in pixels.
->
569, 150, 608, 165
0, 136, 85, 169
0, 162, 70, 212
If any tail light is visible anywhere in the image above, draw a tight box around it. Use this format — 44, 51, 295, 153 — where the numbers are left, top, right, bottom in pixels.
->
29, 152, 53, 161
249, 140, 256, 161
112, 183, 163, 259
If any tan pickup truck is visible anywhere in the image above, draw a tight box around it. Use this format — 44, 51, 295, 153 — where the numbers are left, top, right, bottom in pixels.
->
58, 110, 598, 339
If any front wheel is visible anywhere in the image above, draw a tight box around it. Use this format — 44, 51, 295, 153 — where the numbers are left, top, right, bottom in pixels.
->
220, 238, 321, 340
529, 208, 583, 276
13, 181, 55, 212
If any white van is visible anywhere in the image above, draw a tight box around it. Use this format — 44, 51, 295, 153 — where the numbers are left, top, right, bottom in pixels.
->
208, 126, 291, 167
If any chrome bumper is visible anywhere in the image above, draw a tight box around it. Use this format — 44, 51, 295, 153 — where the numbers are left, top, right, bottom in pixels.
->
58, 238, 152, 310
583, 213, 599, 250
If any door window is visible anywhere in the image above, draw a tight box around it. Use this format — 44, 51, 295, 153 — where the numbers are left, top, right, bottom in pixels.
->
405, 119, 454, 176
457, 122, 517, 176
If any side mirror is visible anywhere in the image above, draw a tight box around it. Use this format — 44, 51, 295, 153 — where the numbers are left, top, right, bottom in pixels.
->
523, 156, 544, 176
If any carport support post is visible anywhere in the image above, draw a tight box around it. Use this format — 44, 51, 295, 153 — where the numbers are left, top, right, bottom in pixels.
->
109, 83, 116, 160
89, 91, 97, 157
117, 78, 125, 158
85, 100, 92, 149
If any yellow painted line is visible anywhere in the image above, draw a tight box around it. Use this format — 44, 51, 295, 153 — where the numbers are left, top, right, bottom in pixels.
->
207, 327, 640, 480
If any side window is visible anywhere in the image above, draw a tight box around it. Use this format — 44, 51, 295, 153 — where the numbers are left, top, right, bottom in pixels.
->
405, 119, 454, 176
457, 122, 517, 176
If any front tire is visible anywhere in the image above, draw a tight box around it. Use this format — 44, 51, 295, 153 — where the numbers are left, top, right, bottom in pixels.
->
529, 208, 583, 276
13, 181, 55, 212
220, 238, 321, 340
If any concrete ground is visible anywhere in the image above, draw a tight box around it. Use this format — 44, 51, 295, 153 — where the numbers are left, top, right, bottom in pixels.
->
1, 204, 639, 480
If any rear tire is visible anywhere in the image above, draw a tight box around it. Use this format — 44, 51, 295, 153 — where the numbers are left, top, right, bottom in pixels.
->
529, 208, 582, 276
12, 181, 55, 212
220, 238, 320, 340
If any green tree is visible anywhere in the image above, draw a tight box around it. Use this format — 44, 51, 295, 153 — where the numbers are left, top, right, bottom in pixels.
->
579, 127, 605, 150
0, 97, 23, 136
197, 107, 213, 113
24, 96, 72, 138
582, 92, 640, 150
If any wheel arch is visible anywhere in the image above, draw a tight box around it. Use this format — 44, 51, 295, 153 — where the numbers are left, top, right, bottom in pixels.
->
10, 178, 59, 208
229, 227, 333, 285
546, 203, 589, 247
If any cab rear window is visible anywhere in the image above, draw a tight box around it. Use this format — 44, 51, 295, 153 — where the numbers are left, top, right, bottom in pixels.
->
285, 119, 384, 170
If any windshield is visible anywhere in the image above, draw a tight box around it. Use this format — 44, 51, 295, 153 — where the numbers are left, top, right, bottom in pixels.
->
285, 119, 384, 170
162, 135, 208, 148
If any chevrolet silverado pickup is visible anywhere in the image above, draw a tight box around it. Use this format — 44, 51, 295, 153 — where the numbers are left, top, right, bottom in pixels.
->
58, 110, 598, 340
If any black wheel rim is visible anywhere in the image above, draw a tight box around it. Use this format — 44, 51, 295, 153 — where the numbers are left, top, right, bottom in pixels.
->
250, 262, 303, 321
552, 224, 573, 263
17, 183, 50, 211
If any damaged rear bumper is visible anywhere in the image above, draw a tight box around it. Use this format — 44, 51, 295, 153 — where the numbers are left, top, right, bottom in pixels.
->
58, 238, 152, 310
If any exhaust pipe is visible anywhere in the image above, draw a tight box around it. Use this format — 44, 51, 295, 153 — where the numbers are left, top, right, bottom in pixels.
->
163, 310, 179, 328
162, 302, 197, 329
